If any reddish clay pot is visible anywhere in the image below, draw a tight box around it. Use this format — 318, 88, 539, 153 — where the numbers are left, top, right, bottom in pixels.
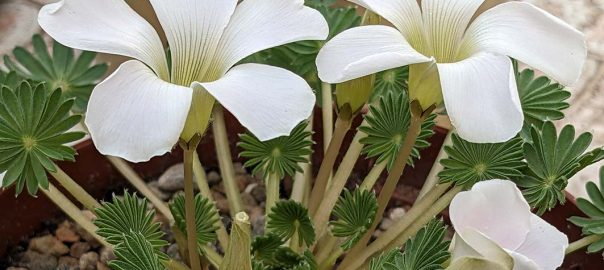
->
0, 110, 601, 269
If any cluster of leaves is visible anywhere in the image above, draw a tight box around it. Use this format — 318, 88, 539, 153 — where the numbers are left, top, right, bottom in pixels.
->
360, 91, 436, 171
569, 167, 604, 254
252, 234, 317, 270
439, 134, 525, 189
330, 189, 378, 250
95, 193, 169, 270
0, 82, 85, 195
370, 67, 409, 102
369, 219, 450, 270
519, 122, 604, 214
239, 121, 313, 179
170, 193, 220, 252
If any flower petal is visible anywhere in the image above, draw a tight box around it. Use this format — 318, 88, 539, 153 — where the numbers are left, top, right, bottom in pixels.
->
438, 52, 523, 143
215, 0, 328, 72
450, 229, 514, 269
348, 0, 424, 45
85, 61, 192, 162
450, 180, 532, 251
462, 2, 586, 86
513, 214, 568, 270
147, 0, 237, 84
507, 251, 540, 270
38, 0, 168, 78
316, 25, 430, 83
196, 64, 315, 141
421, 0, 485, 62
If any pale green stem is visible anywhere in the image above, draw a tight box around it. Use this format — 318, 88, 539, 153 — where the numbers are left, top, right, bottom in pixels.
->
212, 105, 243, 215
41, 183, 110, 248
343, 185, 460, 270
183, 147, 202, 270
266, 172, 280, 219
202, 245, 223, 268
192, 151, 230, 250
566, 235, 604, 255
163, 259, 192, 270
50, 166, 100, 213
359, 162, 387, 191
291, 115, 314, 204
319, 247, 343, 270
309, 116, 352, 215
220, 212, 253, 270
322, 82, 333, 153
106, 156, 173, 221
312, 128, 367, 245
416, 131, 452, 202
315, 234, 338, 266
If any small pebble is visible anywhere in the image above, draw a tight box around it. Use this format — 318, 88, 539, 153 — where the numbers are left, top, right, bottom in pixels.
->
233, 162, 247, 175
250, 184, 266, 203
206, 171, 221, 185
389, 207, 406, 221
29, 235, 69, 256
213, 191, 230, 213
99, 246, 116, 265
97, 261, 112, 270
58, 256, 79, 269
79, 251, 99, 270
148, 180, 172, 201
18, 250, 58, 270
55, 221, 80, 243
158, 163, 185, 191
379, 218, 394, 231
70, 242, 91, 258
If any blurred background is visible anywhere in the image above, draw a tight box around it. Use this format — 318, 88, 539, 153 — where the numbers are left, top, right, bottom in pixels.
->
1, 0, 602, 198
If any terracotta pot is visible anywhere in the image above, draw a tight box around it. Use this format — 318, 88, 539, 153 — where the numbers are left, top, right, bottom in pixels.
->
0, 110, 600, 269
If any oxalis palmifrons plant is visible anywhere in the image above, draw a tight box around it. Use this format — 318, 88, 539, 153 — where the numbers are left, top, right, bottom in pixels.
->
1, 0, 603, 270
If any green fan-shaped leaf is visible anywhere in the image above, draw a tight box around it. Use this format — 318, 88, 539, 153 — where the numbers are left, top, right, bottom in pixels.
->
438, 134, 525, 189
108, 231, 167, 270
239, 121, 313, 179
569, 167, 604, 254
0, 82, 85, 196
370, 67, 409, 102
169, 193, 220, 251
4, 34, 108, 113
95, 192, 168, 256
252, 234, 286, 265
254, 248, 317, 270
518, 122, 604, 214
0, 71, 25, 90
330, 189, 378, 250
369, 219, 450, 270
267, 200, 315, 247
515, 63, 571, 140
360, 91, 436, 171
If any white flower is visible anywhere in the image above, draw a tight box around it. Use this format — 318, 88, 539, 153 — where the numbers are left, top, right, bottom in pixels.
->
316, 0, 586, 143
38, 0, 329, 162
449, 180, 568, 270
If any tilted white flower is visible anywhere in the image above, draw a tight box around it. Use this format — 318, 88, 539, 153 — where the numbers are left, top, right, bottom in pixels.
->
38, 0, 329, 162
448, 180, 568, 270
316, 0, 586, 143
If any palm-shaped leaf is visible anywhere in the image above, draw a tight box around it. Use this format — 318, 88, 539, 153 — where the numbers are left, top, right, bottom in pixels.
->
518, 122, 604, 214
108, 231, 167, 270
169, 193, 220, 251
0, 82, 85, 195
330, 189, 378, 250
267, 200, 315, 247
360, 91, 436, 170
370, 67, 409, 102
439, 134, 525, 188
95, 192, 168, 255
569, 167, 604, 254
3, 34, 107, 113
239, 121, 313, 179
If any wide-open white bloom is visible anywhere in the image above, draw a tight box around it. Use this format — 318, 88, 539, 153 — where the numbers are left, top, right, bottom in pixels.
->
38, 0, 328, 162
449, 180, 568, 270
316, 0, 586, 143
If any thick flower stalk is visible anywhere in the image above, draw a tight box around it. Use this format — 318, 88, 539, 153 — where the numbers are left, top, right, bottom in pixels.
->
38, 0, 329, 162
316, 0, 586, 143
449, 180, 568, 270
